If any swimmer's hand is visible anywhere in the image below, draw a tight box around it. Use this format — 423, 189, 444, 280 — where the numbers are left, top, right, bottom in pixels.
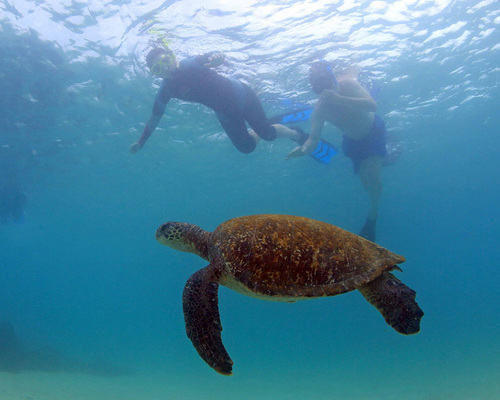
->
130, 142, 142, 154
287, 137, 317, 159
204, 52, 225, 68
319, 89, 343, 106
287, 145, 308, 159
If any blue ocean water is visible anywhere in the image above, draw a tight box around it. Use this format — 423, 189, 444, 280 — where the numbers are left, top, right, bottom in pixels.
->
1, 0, 499, 399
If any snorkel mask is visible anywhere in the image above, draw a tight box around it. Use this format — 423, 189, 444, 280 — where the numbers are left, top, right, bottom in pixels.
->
147, 48, 177, 77
309, 60, 338, 94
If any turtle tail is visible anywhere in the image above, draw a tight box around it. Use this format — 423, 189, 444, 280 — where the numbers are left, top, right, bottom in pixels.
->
359, 271, 424, 335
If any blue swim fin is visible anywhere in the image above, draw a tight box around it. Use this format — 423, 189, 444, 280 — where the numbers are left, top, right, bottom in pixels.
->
310, 138, 338, 165
267, 108, 313, 125
290, 126, 337, 165
268, 109, 337, 165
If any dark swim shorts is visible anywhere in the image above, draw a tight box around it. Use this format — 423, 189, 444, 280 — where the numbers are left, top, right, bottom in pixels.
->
341, 114, 387, 173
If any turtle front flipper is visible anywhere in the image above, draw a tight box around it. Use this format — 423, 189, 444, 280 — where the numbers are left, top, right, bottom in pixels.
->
359, 272, 424, 335
182, 266, 233, 375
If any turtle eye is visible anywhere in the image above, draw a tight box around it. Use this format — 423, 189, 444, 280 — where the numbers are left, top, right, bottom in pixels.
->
156, 224, 166, 239
156, 222, 174, 239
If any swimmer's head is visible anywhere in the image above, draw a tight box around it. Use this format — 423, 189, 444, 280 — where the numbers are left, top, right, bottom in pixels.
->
309, 60, 338, 94
146, 47, 178, 78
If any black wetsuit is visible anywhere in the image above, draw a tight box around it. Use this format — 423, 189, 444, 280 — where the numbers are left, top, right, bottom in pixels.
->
138, 53, 276, 153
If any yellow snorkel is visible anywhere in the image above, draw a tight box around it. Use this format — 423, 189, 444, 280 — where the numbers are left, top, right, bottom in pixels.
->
143, 20, 178, 77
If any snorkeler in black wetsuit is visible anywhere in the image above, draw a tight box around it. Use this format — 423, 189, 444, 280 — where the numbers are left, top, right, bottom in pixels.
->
130, 48, 301, 154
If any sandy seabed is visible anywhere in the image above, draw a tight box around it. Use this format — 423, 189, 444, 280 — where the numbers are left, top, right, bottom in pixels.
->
1, 361, 498, 400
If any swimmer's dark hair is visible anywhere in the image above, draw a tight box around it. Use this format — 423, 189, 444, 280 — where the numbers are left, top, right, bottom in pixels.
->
309, 59, 338, 94
146, 47, 172, 69
310, 60, 334, 77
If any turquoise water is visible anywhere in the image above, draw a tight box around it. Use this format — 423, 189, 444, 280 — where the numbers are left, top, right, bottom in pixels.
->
1, 1, 499, 399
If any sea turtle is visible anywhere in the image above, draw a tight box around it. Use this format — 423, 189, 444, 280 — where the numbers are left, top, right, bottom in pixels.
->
156, 214, 423, 375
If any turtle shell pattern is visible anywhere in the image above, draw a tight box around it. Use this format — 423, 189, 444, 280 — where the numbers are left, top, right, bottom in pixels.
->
208, 214, 405, 300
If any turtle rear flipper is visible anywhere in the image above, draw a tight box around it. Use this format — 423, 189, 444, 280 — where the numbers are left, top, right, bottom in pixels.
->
359, 272, 424, 335
182, 266, 234, 375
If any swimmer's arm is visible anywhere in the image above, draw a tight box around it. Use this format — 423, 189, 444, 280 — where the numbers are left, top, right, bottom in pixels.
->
322, 79, 377, 112
287, 105, 325, 159
197, 52, 225, 68
134, 114, 162, 148
130, 95, 169, 153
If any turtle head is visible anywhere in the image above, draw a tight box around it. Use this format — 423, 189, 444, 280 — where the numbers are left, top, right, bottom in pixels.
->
156, 221, 210, 260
